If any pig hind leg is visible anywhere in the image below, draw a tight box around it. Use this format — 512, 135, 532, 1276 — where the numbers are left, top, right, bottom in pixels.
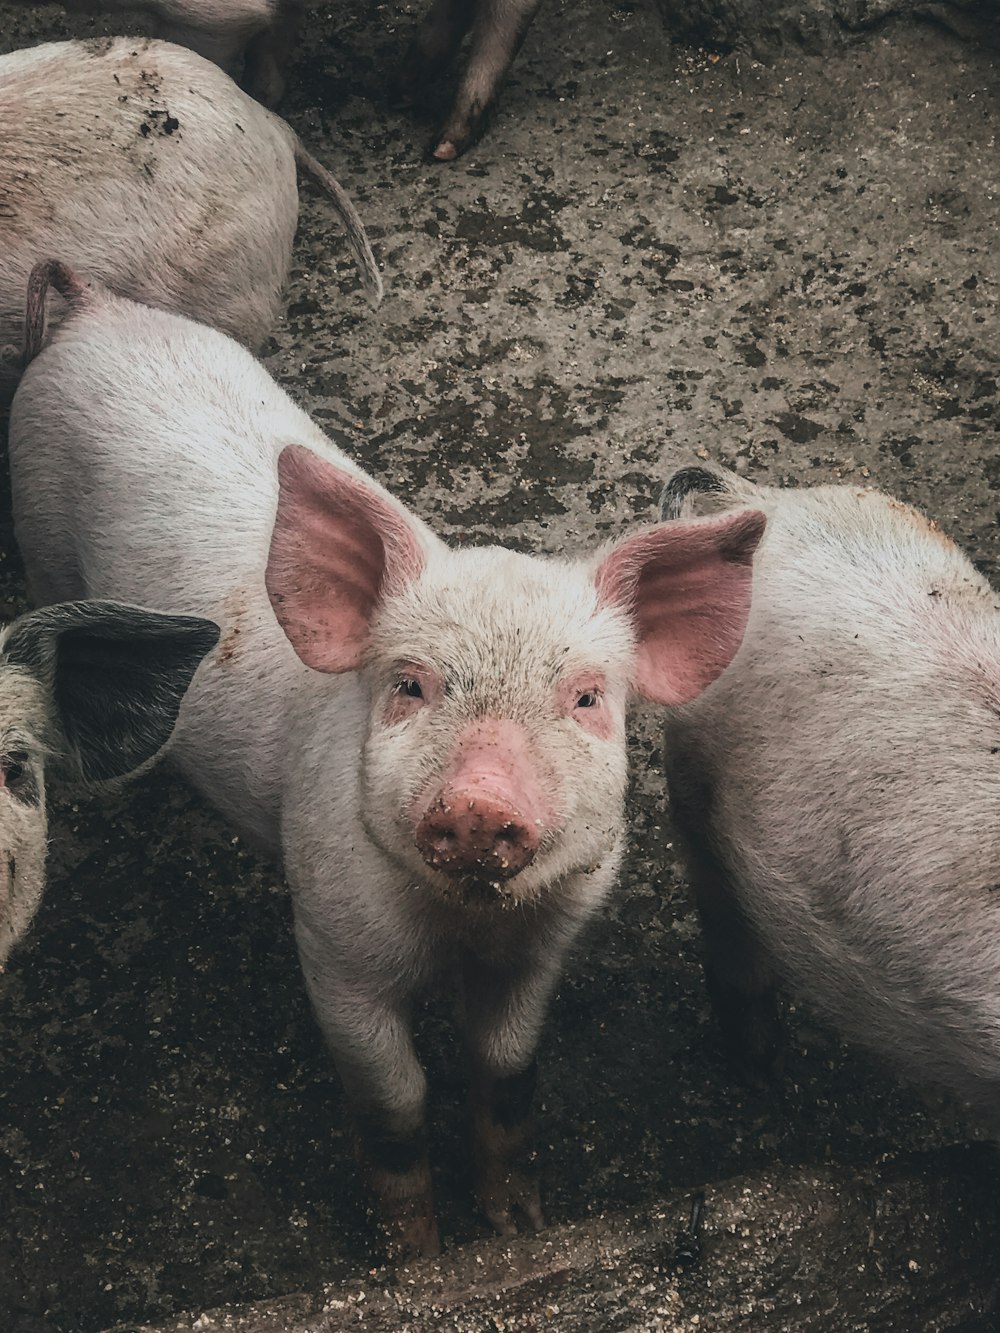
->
432, 0, 545, 160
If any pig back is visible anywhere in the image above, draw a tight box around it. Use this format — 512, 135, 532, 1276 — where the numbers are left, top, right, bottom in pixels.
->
665, 485, 1000, 1107
8, 294, 350, 851
0, 37, 297, 396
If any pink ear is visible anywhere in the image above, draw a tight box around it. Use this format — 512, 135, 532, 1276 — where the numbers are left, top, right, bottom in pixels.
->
265, 445, 425, 673
596, 509, 766, 705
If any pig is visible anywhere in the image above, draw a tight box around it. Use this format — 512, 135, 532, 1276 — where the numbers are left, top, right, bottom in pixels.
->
0, 599, 219, 970
395, 0, 544, 160
660, 461, 1000, 1127
6, 0, 303, 105
0, 36, 381, 398
9, 259, 765, 1259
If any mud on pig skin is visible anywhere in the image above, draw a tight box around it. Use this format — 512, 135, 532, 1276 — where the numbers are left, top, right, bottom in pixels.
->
662, 462, 1000, 1128
0, 597, 217, 972
9, 259, 764, 1261
0, 34, 380, 399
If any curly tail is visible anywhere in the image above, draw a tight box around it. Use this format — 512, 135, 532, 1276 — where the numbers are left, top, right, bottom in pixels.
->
23, 260, 90, 370
658, 465, 730, 521
294, 143, 384, 308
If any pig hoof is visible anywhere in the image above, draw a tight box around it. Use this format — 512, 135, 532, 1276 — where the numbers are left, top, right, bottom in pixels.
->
479, 1172, 545, 1238
380, 1211, 442, 1265
432, 140, 459, 162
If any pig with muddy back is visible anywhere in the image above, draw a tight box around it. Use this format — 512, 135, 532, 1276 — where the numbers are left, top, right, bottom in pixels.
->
0, 37, 380, 398
661, 462, 1000, 1124
10, 260, 764, 1258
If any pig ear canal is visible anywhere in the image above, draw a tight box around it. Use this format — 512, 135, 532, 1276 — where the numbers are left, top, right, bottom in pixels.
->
596, 508, 766, 706
265, 445, 426, 674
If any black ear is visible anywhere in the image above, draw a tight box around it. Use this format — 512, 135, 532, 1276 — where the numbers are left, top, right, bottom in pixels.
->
2, 601, 219, 782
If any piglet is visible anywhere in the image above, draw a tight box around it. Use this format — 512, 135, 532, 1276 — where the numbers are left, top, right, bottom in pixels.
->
10, 260, 764, 1259
0, 599, 218, 970
661, 462, 1000, 1125
395, 0, 544, 160
7, 0, 303, 104
0, 36, 380, 397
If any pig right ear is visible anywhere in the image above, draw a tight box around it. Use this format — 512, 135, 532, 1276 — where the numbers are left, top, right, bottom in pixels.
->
595, 509, 766, 705
265, 445, 426, 673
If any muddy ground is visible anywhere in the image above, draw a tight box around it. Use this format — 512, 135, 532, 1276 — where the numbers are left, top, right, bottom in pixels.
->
0, 2, 998, 1330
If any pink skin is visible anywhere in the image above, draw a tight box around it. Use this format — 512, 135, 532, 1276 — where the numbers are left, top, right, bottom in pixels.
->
266, 447, 426, 675
382, 662, 445, 726
595, 510, 767, 705
557, 672, 612, 741
411, 719, 554, 883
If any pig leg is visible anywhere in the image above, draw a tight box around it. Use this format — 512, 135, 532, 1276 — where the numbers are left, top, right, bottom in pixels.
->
692, 859, 784, 1089
461, 955, 554, 1236
242, 1, 303, 107
667, 761, 783, 1086
295, 924, 439, 1260
395, 0, 477, 103
432, 0, 545, 160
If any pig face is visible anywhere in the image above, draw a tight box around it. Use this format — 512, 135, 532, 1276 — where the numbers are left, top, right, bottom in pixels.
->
360, 546, 637, 906
0, 601, 219, 969
267, 446, 766, 908
0, 668, 50, 966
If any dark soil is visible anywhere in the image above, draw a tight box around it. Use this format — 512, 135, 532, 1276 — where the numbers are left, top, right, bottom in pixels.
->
0, 1, 997, 1329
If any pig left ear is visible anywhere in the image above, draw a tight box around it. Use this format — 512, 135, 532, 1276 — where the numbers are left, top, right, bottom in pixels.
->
595, 509, 766, 705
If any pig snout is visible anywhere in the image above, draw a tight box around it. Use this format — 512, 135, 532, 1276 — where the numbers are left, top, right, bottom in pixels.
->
413, 723, 548, 884
417, 791, 539, 880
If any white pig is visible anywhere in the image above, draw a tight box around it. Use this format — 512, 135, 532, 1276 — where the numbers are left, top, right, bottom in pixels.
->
0, 36, 381, 397
6, 0, 303, 105
10, 261, 764, 1259
0, 599, 218, 970
660, 462, 1000, 1126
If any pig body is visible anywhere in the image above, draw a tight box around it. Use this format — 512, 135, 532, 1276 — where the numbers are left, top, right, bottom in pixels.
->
661, 464, 1000, 1124
396, 0, 544, 160
7, 0, 303, 104
0, 599, 218, 970
10, 264, 763, 1258
0, 37, 380, 397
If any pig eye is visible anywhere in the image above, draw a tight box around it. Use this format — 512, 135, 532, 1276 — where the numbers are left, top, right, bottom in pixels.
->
1, 749, 30, 791
395, 677, 424, 700
576, 690, 601, 709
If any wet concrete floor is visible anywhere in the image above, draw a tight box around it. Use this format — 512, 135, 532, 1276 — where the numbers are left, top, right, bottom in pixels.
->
0, 1, 998, 1329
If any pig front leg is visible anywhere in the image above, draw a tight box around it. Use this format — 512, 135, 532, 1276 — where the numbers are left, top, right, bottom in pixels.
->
395, 0, 477, 103
695, 875, 784, 1089
667, 757, 784, 1087
295, 922, 439, 1261
461, 953, 559, 1236
684, 862, 784, 1085
432, 0, 546, 160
